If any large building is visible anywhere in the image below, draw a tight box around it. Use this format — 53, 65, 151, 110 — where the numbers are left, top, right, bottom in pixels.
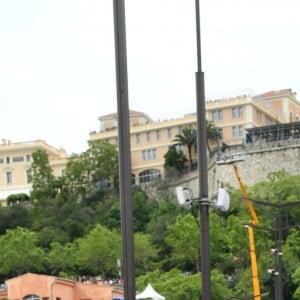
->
89, 89, 300, 184
0, 139, 68, 206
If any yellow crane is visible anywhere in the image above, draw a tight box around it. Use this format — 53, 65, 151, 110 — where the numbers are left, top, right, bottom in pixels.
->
217, 153, 261, 300
232, 164, 261, 300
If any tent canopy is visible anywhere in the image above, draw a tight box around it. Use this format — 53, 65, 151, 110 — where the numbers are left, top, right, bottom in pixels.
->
136, 283, 165, 300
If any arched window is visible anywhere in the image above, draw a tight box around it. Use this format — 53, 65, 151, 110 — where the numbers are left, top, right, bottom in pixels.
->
139, 169, 161, 183
23, 295, 40, 300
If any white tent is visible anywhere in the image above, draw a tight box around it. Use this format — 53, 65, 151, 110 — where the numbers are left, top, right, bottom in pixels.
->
136, 283, 165, 300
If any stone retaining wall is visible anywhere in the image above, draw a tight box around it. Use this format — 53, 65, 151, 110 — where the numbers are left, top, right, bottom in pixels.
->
145, 140, 300, 200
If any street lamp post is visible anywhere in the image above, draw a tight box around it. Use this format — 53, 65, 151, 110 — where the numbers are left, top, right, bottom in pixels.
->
194, 0, 212, 299
113, 0, 136, 299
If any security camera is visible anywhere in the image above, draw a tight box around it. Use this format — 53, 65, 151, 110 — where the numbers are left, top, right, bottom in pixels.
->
176, 187, 192, 206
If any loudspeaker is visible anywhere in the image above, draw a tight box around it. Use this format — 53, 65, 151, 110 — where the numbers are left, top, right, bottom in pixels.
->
175, 186, 192, 206
216, 188, 230, 211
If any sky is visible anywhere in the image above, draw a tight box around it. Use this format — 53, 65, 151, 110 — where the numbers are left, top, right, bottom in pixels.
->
0, 0, 299, 154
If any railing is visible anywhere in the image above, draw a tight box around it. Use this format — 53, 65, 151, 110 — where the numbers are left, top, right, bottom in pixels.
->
245, 137, 300, 152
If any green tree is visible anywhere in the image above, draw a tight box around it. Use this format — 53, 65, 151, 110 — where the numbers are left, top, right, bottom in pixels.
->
165, 213, 199, 271
0, 204, 31, 234
0, 227, 44, 276
65, 140, 118, 200
146, 196, 184, 271
30, 149, 56, 201
173, 125, 197, 169
206, 120, 221, 157
292, 266, 300, 299
135, 233, 158, 275
132, 188, 156, 232
164, 145, 187, 174
29, 141, 119, 248
46, 241, 78, 277
136, 268, 232, 300
173, 121, 221, 168
76, 224, 121, 278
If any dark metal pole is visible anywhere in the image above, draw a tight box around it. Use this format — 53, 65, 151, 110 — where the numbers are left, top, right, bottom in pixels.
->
275, 197, 283, 300
113, 1, 136, 299
194, 0, 211, 299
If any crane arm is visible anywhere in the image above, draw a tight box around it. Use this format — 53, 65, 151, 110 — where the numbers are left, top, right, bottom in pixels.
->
233, 164, 259, 225
232, 163, 261, 300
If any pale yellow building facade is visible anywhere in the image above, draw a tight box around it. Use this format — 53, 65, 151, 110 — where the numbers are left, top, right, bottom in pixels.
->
2, 89, 298, 201
0, 139, 68, 206
89, 89, 300, 184
90, 111, 197, 184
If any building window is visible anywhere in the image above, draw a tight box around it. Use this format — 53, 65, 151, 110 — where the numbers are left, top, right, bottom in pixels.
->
142, 150, 147, 161
211, 110, 223, 122
175, 144, 184, 152
217, 128, 223, 140
6, 157, 10, 164
232, 107, 243, 119
26, 169, 32, 183
256, 110, 262, 122
136, 133, 141, 144
142, 149, 157, 161
232, 125, 243, 138
266, 116, 273, 125
146, 131, 151, 142
156, 130, 161, 141
178, 126, 183, 135
0, 158, 3, 164
167, 128, 173, 139
139, 169, 161, 183
13, 156, 24, 163
26, 154, 31, 162
6, 171, 12, 184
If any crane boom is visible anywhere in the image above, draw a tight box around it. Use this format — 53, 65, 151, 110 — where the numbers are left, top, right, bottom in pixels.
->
217, 154, 261, 300
232, 163, 261, 300
232, 164, 259, 225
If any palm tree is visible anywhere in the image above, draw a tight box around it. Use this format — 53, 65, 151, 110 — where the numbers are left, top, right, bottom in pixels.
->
173, 126, 197, 169
173, 121, 221, 169
206, 120, 221, 157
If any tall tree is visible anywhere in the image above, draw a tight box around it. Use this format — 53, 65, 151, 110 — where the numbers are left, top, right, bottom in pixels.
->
173, 126, 197, 169
30, 149, 56, 201
0, 227, 44, 276
206, 120, 221, 157
165, 214, 199, 271
64, 140, 118, 200
46, 241, 78, 277
135, 233, 158, 275
173, 121, 221, 168
76, 224, 121, 278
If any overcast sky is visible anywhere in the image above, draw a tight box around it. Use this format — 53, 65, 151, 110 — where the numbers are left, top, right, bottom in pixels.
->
0, 0, 299, 154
